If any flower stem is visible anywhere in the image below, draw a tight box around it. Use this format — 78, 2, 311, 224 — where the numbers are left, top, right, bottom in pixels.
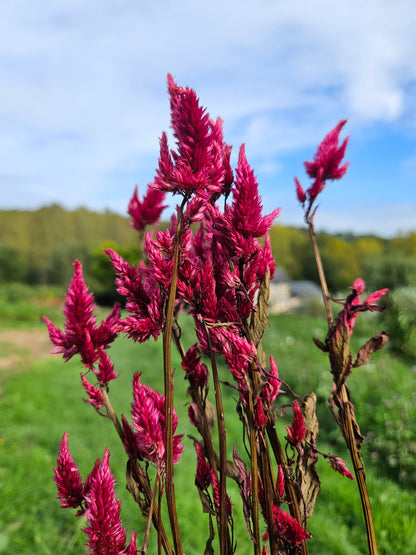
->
142, 471, 161, 553
339, 385, 378, 554
307, 217, 377, 555
266, 423, 308, 555
204, 323, 230, 554
307, 217, 333, 326
101, 386, 173, 553
163, 199, 187, 555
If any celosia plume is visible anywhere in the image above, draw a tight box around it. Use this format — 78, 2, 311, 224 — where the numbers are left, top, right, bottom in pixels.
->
295, 120, 349, 217
81, 373, 104, 412
53, 432, 84, 509
153, 74, 230, 197
286, 401, 306, 446
328, 455, 354, 480
128, 184, 167, 232
194, 442, 211, 490
83, 448, 127, 554
131, 373, 183, 468
210, 469, 232, 518
44, 261, 120, 367
181, 344, 209, 388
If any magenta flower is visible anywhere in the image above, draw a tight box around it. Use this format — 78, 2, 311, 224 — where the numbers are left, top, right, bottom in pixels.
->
328, 455, 354, 480
121, 415, 140, 460
275, 508, 311, 546
295, 177, 307, 204
259, 483, 310, 545
276, 465, 285, 499
131, 373, 183, 468
153, 74, 229, 197
53, 433, 84, 509
83, 448, 127, 554
214, 146, 280, 263
254, 398, 268, 429
286, 401, 306, 446
81, 374, 104, 412
93, 352, 118, 387
44, 261, 120, 367
295, 120, 349, 218
262, 356, 283, 406
194, 441, 211, 490
105, 248, 164, 342
304, 120, 349, 182
342, 278, 388, 334
221, 330, 256, 382
128, 184, 167, 232
126, 531, 137, 554
181, 344, 209, 388
210, 469, 232, 518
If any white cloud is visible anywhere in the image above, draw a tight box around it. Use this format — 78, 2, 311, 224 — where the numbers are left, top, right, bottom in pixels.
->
0, 0, 415, 234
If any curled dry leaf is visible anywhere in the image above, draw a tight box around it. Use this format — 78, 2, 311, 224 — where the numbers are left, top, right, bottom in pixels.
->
250, 269, 270, 368
297, 393, 321, 519
353, 331, 389, 367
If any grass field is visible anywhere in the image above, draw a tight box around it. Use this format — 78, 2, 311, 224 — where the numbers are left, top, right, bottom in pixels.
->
0, 289, 415, 554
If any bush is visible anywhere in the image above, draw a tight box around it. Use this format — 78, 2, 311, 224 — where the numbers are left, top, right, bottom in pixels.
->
381, 286, 416, 359
364, 254, 416, 291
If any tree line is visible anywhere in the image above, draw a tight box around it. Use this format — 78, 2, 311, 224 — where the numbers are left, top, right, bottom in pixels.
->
1, 204, 415, 298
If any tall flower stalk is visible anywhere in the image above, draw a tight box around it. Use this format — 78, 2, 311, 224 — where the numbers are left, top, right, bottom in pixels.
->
295, 121, 389, 555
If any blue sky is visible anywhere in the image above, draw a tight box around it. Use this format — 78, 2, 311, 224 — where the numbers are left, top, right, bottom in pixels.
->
1, 0, 416, 236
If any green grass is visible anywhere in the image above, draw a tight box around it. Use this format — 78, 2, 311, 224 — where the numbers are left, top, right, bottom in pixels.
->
0, 303, 415, 554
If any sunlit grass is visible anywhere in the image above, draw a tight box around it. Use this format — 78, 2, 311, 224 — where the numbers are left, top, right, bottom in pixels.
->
0, 306, 414, 553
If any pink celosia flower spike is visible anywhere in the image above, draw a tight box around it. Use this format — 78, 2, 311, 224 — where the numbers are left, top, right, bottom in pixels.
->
328, 455, 355, 480
210, 469, 232, 518
81, 373, 104, 411
286, 401, 306, 446
294, 177, 307, 204
53, 432, 84, 509
304, 120, 349, 182
262, 356, 283, 406
181, 344, 209, 388
230, 145, 280, 238
276, 508, 311, 545
126, 531, 137, 554
153, 74, 226, 197
44, 261, 121, 367
83, 448, 127, 554
194, 441, 212, 490
131, 373, 183, 468
128, 184, 167, 232
296, 120, 349, 216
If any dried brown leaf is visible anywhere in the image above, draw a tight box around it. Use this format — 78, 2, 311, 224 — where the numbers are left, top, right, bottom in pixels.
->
353, 331, 389, 367
297, 393, 321, 519
250, 269, 270, 368
329, 321, 352, 388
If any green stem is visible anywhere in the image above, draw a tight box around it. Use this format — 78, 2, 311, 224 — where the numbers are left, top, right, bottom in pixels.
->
205, 323, 230, 554
266, 423, 308, 555
163, 198, 187, 555
307, 217, 377, 555
101, 387, 172, 554
142, 471, 161, 553
307, 218, 333, 326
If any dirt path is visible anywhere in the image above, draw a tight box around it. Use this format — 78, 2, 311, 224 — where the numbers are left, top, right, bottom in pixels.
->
0, 328, 53, 370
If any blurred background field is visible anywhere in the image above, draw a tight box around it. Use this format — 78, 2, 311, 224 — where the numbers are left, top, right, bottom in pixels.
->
1, 208, 416, 553
0, 277, 415, 554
